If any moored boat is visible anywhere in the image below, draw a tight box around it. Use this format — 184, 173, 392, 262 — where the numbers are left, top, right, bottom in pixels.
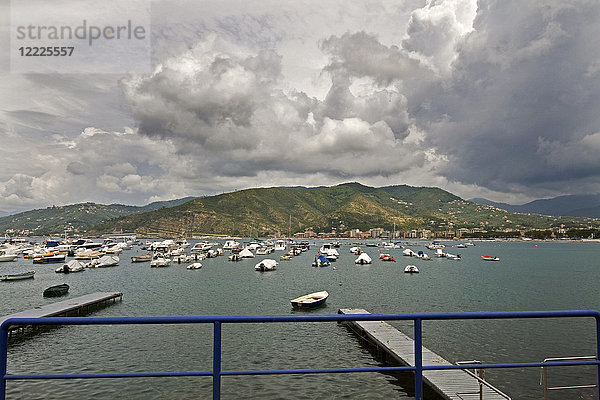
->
380, 254, 396, 262
0, 270, 35, 281
32, 253, 66, 264
74, 250, 104, 260
43, 283, 69, 297
355, 252, 372, 265
228, 254, 241, 261
150, 255, 171, 267
404, 265, 419, 273
255, 259, 277, 271
131, 253, 152, 263
186, 262, 202, 270
290, 290, 329, 309
312, 254, 330, 267
0, 251, 18, 262
87, 255, 119, 268
56, 260, 85, 273
239, 248, 254, 258
481, 255, 500, 261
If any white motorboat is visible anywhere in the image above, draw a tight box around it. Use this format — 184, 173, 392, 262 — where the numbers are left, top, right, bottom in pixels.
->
273, 240, 286, 251
190, 242, 212, 254
255, 259, 277, 271
355, 252, 372, 265
74, 250, 104, 260
88, 255, 119, 268
402, 248, 416, 257
349, 246, 362, 255
0, 252, 18, 262
172, 254, 192, 264
56, 260, 86, 273
223, 240, 240, 250
324, 248, 339, 261
150, 256, 172, 267
404, 265, 419, 273
186, 262, 202, 270
239, 248, 255, 258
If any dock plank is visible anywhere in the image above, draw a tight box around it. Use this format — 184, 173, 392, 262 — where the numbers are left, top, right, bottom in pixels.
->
1, 292, 123, 328
339, 308, 510, 400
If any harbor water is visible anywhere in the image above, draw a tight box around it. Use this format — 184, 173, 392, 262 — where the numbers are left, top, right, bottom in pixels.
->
2, 240, 600, 399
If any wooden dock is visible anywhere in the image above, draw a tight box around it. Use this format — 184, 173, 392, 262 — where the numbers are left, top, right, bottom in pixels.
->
1, 292, 123, 338
339, 308, 510, 400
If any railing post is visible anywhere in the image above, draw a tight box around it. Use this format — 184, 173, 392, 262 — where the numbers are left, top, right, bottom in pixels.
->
213, 321, 222, 400
0, 324, 8, 400
596, 316, 600, 400
542, 363, 548, 400
414, 318, 423, 400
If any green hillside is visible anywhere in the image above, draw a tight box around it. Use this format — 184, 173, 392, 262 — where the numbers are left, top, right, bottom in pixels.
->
0, 197, 195, 235
88, 183, 599, 237
3, 184, 597, 237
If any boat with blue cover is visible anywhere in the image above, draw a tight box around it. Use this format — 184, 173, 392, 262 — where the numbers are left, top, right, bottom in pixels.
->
312, 254, 330, 267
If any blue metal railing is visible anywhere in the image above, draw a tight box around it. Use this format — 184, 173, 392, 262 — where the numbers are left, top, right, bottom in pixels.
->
2, 310, 600, 400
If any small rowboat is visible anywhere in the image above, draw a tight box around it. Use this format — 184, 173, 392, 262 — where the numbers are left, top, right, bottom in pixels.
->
43, 283, 69, 297
0, 271, 35, 281
131, 253, 152, 263
290, 291, 329, 309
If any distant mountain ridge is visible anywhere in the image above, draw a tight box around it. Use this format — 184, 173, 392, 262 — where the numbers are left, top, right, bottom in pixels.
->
0, 197, 196, 235
2, 184, 598, 237
89, 183, 595, 237
470, 194, 600, 218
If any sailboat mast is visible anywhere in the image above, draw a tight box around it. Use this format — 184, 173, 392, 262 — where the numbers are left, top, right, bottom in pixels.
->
287, 214, 291, 251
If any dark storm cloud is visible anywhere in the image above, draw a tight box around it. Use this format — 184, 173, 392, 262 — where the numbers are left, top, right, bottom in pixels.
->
419, 1, 600, 194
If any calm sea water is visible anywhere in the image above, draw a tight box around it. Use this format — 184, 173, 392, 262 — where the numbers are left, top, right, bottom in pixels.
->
2, 240, 600, 399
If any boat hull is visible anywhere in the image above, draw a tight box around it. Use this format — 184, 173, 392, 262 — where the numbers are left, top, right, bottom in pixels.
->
0, 271, 35, 281
290, 291, 329, 309
43, 284, 69, 297
291, 298, 327, 309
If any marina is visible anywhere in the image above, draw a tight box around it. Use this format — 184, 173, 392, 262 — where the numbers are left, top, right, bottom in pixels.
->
0, 239, 599, 398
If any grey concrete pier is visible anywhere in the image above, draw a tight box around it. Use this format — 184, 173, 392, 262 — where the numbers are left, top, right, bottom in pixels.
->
339, 308, 510, 400
1, 292, 123, 338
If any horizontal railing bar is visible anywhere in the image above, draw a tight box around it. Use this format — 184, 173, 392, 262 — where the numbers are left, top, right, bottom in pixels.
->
548, 385, 597, 390
221, 366, 415, 375
3, 310, 599, 400
543, 356, 597, 363
2, 309, 599, 329
4, 371, 214, 380
4, 366, 416, 381
424, 360, 600, 370
5, 361, 599, 382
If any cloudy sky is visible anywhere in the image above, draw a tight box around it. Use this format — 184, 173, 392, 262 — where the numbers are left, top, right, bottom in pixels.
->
1, 0, 600, 214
